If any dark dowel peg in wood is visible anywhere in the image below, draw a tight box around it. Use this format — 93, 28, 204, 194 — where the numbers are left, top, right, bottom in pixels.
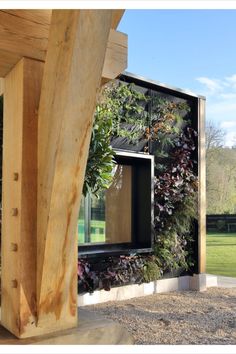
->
10, 243, 18, 252
13, 172, 19, 181
11, 208, 18, 216
11, 280, 18, 288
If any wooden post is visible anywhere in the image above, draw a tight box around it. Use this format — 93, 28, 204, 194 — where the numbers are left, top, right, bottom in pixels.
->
1, 58, 44, 338
0, 9, 126, 339
198, 98, 206, 273
36, 10, 112, 334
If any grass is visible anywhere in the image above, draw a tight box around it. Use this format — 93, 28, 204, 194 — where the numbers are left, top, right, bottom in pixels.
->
206, 232, 236, 277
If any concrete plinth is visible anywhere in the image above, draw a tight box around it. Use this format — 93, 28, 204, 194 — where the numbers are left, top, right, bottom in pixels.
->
78, 275, 194, 306
190, 273, 207, 291
0, 308, 134, 345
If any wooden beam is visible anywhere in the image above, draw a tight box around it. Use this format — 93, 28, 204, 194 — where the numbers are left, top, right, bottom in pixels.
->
111, 10, 125, 29
101, 9, 126, 86
0, 49, 21, 80
2, 9, 122, 30
37, 10, 112, 334
2, 9, 52, 25
0, 10, 127, 80
198, 98, 206, 273
0, 10, 49, 61
102, 29, 127, 81
1, 57, 44, 338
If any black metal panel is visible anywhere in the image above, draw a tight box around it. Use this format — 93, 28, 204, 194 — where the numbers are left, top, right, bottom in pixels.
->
133, 159, 152, 248
120, 72, 205, 100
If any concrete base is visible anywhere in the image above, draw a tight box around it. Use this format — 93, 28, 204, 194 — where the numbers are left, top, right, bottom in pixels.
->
189, 273, 207, 291
206, 274, 236, 288
0, 308, 134, 345
78, 274, 206, 306
206, 274, 218, 287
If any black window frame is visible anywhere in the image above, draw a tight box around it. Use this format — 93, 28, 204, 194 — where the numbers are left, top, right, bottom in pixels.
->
78, 150, 154, 257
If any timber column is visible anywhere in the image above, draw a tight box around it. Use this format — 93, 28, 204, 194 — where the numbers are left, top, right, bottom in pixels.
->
198, 97, 206, 273
1, 9, 127, 339
1, 58, 44, 337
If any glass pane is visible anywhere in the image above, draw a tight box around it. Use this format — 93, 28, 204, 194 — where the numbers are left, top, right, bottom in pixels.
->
90, 192, 106, 243
78, 196, 85, 243
78, 164, 132, 245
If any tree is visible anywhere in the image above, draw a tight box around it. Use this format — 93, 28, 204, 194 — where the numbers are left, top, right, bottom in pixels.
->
205, 120, 226, 150
206, 147, 236, 214
205, 120, 236, 214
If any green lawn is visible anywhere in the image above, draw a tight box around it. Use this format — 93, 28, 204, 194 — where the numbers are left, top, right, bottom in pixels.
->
206, 232, 236, 277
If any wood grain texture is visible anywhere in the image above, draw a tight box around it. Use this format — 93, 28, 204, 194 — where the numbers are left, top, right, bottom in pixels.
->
37, 10, 112, 333
0, 78, 3, 95
111, 10, 125, 29
198, 98, 206, 273
0, 10, 127, 80
2, 9, 52, 25
0, 10, 49, 61
0, 49, 21, 80
102, 29, 127, 80
106, 165, 132, 243
1, 58, 44, 338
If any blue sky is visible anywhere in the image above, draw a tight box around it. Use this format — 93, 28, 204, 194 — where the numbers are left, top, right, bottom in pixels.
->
118, 10, 236, 147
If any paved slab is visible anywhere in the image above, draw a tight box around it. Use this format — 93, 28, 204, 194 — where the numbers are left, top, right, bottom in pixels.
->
0, 308, 134, 345
217, 275, 236, 288
206, 274, 236, 288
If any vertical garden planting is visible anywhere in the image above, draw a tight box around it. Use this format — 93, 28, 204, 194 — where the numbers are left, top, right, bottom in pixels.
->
77, 73, 201, 293
0, 76, 201, 294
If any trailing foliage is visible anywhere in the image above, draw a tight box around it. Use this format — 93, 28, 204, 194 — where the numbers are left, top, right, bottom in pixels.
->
142, 256, 162, 283
78, 254, 162, 293
83, 82, 148, 197
83, 102, 115, 197
150, 100, 198, 272
147, 98, 190, 148
105, 81, 148, 143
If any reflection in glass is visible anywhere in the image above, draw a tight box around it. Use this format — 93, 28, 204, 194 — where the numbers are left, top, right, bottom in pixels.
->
90, 192, 106, 243
78, 164, 132, 245
105, 165, 132, 244
78, 196, 85, 243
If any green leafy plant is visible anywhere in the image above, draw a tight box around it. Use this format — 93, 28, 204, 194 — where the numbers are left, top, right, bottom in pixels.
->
143, 256, 162, 282
105, 81, 148, 143
83, 102, 116, 197
78, 254, 161, 293
78, 84, 198, 292
83, 82, 148, 197
153, 124, 198, 272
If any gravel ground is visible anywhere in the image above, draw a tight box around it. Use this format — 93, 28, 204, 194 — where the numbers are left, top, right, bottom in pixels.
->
86, 287, 236, 344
